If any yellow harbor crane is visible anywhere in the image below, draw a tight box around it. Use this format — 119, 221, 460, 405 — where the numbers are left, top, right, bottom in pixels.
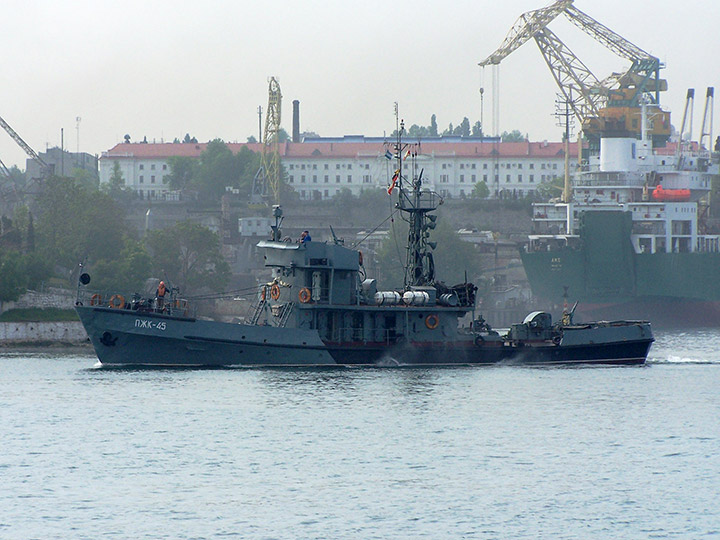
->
480, 0, 670, 145
250, 77, 282, 205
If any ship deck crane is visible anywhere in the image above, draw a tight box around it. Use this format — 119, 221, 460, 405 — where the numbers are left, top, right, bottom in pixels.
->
479, 0, 669, 144
250, 77, 282, 205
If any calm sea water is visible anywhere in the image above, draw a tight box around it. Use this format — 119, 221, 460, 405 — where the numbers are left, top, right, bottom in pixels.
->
1, 329, 719, 540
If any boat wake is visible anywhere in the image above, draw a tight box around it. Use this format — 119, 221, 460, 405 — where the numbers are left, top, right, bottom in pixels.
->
647, 356, 720, 365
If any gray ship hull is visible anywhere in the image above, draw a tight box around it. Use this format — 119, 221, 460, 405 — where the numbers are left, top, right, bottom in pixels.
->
76, 306, 653, 368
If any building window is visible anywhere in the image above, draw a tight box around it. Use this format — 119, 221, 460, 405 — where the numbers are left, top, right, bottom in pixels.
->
518, 174, 522, 183
324, 175, 329, 183
483, 174, 488, 182
442, 163, 447, 169
151, 164, 156, 170
289, 164, 294, 170
506, 175, 511, 183
151, 175, 156, 183
472, 174, 476, 182
139, 164, 144, 170
518, 163, 522, 169
289, 175, 294, 183
460, 175, 465, 183
363, 175, 371, 183
313, 175, 317, 183
301, 164, 306, 170
162, 164, 167, 170
553, 164, 558, 170
440, 174, 449, 183
529, 163, 534, 169
336, 175, 340, 183
347, 175, 352, 183
365, 164, 369, 170
347, 164, 352, 170
529, 175, 534, 183
139, 175, 144, 183
324, 189, 329, 198
313, 164, 317, 170
324, 164, 329, 170
301, 175, 306, 183
483, 163, 488, 169
336, 164, 340, 169
471, 164, 476, 169
460, 163, 465, 169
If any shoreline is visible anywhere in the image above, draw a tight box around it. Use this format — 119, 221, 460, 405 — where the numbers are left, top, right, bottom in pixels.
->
0, 340, 95, 355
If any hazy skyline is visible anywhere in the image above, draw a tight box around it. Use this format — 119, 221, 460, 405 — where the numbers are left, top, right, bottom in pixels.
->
2, 0, 719, 170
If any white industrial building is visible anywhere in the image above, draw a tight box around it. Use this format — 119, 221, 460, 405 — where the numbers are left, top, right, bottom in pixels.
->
99, 137, 579, 201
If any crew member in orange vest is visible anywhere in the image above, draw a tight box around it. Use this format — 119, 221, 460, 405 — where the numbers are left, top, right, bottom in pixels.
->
156, 280, 168, 310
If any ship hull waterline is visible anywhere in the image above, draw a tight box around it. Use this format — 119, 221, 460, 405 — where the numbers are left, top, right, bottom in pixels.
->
77, 306, 653, 368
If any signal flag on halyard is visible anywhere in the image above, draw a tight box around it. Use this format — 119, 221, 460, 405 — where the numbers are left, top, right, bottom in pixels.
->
404, 149, 412, 159
384, 150, 393, 160
387, 169, 400, 194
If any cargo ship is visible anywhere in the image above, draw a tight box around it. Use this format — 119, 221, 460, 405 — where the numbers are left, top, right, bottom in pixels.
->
521, 102, 720, 327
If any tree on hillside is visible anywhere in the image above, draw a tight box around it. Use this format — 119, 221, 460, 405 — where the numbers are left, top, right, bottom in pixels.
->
165, 156, 197, 190
36, 176, 128, 270
375, 218, 481, 288
146, 221, 230, 293
430, 114, 438, 137
471, 181, 490, 199
91, 237, 152, 293
472, 121, 483, 137
501, 130, 526, 142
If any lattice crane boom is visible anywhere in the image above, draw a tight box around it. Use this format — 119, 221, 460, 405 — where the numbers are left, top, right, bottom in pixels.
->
250, 77, 282, 205
534, 27, 603, 122
0, 115, 49, 171
479, 0, 571, 67
479, 0, 669, 141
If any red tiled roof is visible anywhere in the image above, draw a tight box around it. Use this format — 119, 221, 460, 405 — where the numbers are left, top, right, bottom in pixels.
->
102, 140, 579, 160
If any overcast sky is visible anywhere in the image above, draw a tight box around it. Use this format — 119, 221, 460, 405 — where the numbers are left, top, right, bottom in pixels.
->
1, 0, 718, 169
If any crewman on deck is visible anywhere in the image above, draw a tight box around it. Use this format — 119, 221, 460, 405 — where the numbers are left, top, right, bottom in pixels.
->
300, 230, 312, 243
156, 280, 168, 310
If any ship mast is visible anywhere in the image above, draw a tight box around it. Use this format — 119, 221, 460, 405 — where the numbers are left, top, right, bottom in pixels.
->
389, 106, 442, 288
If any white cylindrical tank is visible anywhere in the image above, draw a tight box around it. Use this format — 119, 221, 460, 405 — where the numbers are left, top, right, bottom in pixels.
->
402, 291, 430, 306
375, 291, 402, 305
438, 293, 458, 307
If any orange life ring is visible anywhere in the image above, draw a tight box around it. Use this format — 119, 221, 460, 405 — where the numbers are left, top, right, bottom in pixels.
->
425, 314, 439, 330
109, 294, 125, 309
174, 298, 189, 317
270, 283, 281, 300
90, 293, 102, 306
298, 287, 311, 304
358, 251, 364, 266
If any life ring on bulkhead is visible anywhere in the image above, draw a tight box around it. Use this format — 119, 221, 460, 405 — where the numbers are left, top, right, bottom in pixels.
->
109, 294, 125, 309
270, 283, 281, 300
173, 299, 189, 317
90, 293, 102, 306
425, 314, 440, 330
298, 287, 311, 304
358, 251, 364, 266
474, 334, 484, 346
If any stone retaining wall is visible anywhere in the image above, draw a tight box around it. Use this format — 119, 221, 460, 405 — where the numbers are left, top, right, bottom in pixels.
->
0, 322, 88, 343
